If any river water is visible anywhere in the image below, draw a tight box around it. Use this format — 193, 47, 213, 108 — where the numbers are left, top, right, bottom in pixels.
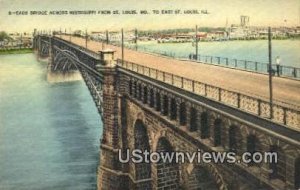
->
134, 40, 300, 67
0, 40, 299, 190
0, 53, 102, 190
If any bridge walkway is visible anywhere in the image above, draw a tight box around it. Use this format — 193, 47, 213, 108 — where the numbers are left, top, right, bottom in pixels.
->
58, 35, 300, 109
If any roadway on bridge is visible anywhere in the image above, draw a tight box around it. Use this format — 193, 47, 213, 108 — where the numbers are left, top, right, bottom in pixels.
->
59, 35, 300, 108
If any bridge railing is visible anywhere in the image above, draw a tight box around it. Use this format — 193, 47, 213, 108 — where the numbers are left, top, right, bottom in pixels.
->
190, 54, 300, 79
112, 42, 300, 79
88, 37, 300, 79
107, 39, 300, 80
126, 45, 181, 58
117, 59, 300, 131
109, 41, 186, 58
53, 36, 101, 60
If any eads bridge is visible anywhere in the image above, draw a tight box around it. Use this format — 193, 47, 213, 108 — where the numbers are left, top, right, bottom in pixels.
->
34, 34, 300, 190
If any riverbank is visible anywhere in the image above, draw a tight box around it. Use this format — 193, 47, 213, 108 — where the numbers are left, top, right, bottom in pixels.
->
155, 37, 300, 43
0, 48, 33, 55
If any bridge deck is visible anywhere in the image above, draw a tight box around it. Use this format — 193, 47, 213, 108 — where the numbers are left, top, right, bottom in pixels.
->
59, 35, 300, 108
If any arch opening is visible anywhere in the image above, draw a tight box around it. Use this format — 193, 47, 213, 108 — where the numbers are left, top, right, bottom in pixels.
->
179, 102, 187, 126
138, 83, 142, 101
134, 81, 137, 98
246, 135, 259, 166
190, 107, 198, 132
143, 86, 148, 104
129, 80, 132, 95
229, 125, 237, 153
214, 119, 222, 147
269, 145, 286, 181
170, 98, 177, 120
295, 157, 300, 189
163, 95, 169, 116
187, 166, 219, 190
52, 48, 79, 72
156, 92, 161, 111
156, 137, 180, 189
200, 112, 209, 139
134, 120, 152, 181
150, 89, 154, 107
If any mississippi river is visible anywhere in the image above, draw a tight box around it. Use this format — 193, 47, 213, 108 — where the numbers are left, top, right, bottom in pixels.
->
0, 54, 102, 190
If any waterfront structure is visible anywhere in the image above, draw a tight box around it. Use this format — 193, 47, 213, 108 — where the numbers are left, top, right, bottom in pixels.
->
34, 33, 300, 190
0, 32, 33, 49
240, 16, 250, 27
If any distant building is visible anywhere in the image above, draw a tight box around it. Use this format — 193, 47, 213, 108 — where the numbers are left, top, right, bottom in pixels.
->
208, 31, 226, 40
196, 33, 207, 39
0, 32, 33, 48
240, 15, 250, 27
229, 24, 248, 39
73, 30, 84, 37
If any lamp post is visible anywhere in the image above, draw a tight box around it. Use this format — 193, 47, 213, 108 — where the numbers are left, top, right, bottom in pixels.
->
195, 25, 198, 60
268, 27, 273, 119
85, 29, 88, 49
121, 28, 124, 65
275, 56, 281, 76
102, 32, 104, 50
284, 19, 287, 36
69, 28, 71, 42
106, 30, 109, 44
135, 28, 138, 50
20, 33, 22, 49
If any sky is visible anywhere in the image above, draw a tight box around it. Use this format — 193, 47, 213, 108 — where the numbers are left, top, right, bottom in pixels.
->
0, 0, 299, 33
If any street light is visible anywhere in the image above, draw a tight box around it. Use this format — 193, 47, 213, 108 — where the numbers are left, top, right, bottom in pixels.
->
275, 56, 281, 76
135, 28, 138, 50
69, 28, 71, 42
268, 27, 273, 119
195, 25, 199, 60
121, 28, 124, 65
85, 29, 88, 49
106, 30, 109, 44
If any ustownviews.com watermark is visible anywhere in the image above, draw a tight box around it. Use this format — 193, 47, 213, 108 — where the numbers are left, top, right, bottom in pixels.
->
118, 149, 278, 164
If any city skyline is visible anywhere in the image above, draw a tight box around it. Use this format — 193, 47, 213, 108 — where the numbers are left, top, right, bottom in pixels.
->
0, 0, 299, 33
